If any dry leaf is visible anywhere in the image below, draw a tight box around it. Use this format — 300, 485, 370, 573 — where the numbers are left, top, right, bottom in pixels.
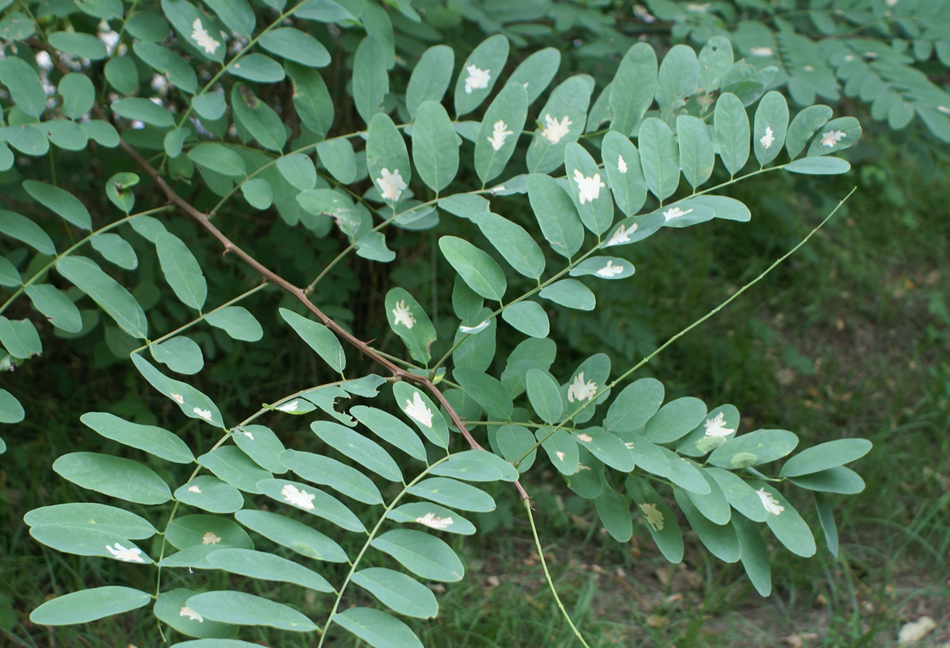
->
898, 616, 936, 644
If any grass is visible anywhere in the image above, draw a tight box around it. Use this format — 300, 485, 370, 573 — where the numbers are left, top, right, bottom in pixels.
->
1, 132, 949, 647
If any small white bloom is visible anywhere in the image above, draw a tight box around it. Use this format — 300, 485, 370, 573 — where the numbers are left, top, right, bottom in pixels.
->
760, 126, 775, 149
821, 130, 846, 147
281, 484, 316, 510
106, 543, 144, 563
567, 372, 598, 403
487, 120, 513, 151
202, 531, 221, 545
459, 320, 490, 334
750, 46, 774, 57
596, 260, 624, 277
703, 412, 735, 438
573, 169, 606, 205
404, 392, 433, 428
606, 223, 637, 247
464, 65, 491, 94
170, 393, 184, 405
193, 408, 212, 421
180, 606, 204, 623
555, 451, 566, 461
576, 433, 593, 443
187, 484, 201, 493
416, 512, 454, 530
541, 114, 572, 144
277, 400, 299, 413
663, 206, 693, 222
391, 300, 416, 329
376, 168, 407, 203
640, 503, 665, 531
190, 18, 221, 56
756, 488, 784, 516
624, 442, 635, 450
617, 155, 628, 174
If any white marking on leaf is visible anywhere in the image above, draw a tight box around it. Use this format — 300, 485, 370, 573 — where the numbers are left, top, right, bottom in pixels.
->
459, 320, 489, 334
180, 606, 204, 623
193, 407, 212, 421
487, 120, 513, 151
596, 260, 624, 277
617, 155, 628, 174
170, 393, 184, 405
404, 392, 434, 428
187, 484, 201, 493
606, 223, 637, 247
555, 451, 565, 461
567, 372, 597, 403
391, 299, 416, 329
242, 429, 255, 440
541, 114, 572, 144
624, 441, 635, 450
190, 19, 220, 55
416, 512, 454, 529
106, 543, 144, 563
576, 433, 593, 442
281, 483, 316, 510
464, 65, 491, 94
640, 503, 664, 531
277, 400, 298, 413
750, 46, 773, 57
573, 169, 606, 205
821, 130, 846, 147
703, 412, 734, 438
376, 168, 407, 202
202, 531, 221, 545
756, 487, 784, 516
760, 126, 775, 149
663, 206, 693, 222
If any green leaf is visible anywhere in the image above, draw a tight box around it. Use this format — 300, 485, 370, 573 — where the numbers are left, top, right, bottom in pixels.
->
708, 429, 799, 470
334, 607, 424, 648
197, 446, 271, 493
25, 503, 157, 539
280, 449, 383, 505
40, 120, 88, 151
617, 433, 669, 477
351, 405, 426, 462
259, 28, 329, 68
187, 143, 246, 177
392, 382, 449, 448
0, 389, 23, 423
0, 209, 55, 254
191, 92, 226, 121
0, 58, 44, 117
131, 354, 224, 425
287, 62, 334, 139
474, 212, 545, 280
0, 142, 13, 172
82, 120, 119, 148
91, 233, 138, 270
508, 47, 560, 105
698, 36, 733, 92
112, 97, 174, 127
353, 37, 389, 124
163, 0, 227, 62
454, 34, 509, 117
257, 478, 364, 532
208, 548, 333, 592
714, 92, 750, 176
784, 156, 851, 175
753, 91, 788, 166
527, 174, 584, 259
627, 476, 683, 563
230, 425, 286, 474
526, 76, 590, 175
311, 421, 402, 482
58, 73, 95, 119
1, 124, 49, 156
676, 404, 740, 457
638, 118, 680, 203
133, 42, 197, 94
276, 153, 316, 191
656, 44, 699, 115
675, 489, 740, 563
279, 308, 345, 372
106, 172, 139, 213
240, 178, 273, 210
29, 525, 151, 562
815, 493, 838, 557
408, 477, 495, 512
785, 105, 832, 159
166, 514, 253, 550
204, 0, 254, 36
788, 466, 865, 494
684, 464, 731, 524
406, 45, 454, 119
56, 257, 148, 339
452, 366, 513, 420
439, 236, 506, 302
569, 256, 634, 280
525, 369, 564, 425
371, 529, 465, 582
316, 139, 357, 184
297, 189, 361, 239
643, 397, 707, 444
0, 11, 35, 41
367, 113, 411, 205
155, 588, 238, 639
0, 316, 40, 358
610, 43, 657, 136
352, 568, 437, 619
564, 142, 613, 236
412, 100, 458, 193
732, 514, 771, 596
595, 487, 633, 542
156, 232, 207, 311
601, 132, 648, 217
657, 446, 710, 494
689, 195, 751, 222
25, 284, 82, 333
501, 301, 549, 338
151, 336, 204, 375
676, 115, 715, 189
80, 412, 194, 464
806, 116, 861, 157
537, 428, 578, 475
0, 256, 20, 287
780, 439, 872, 477
385, 288, 436, 365
231, 85, 286, 152
475, 82, 528, 184
205, 306, 263, 342
387, 503, 475, 535
430, 450, 519, 483
174, 476, 244, 514
125, 11, 171, 42
539, 279, 595, 311
161, 128, 187, 158
705, 467, 766, 522
30, 587, 151, 626
186, 591, 317, 632
573, 428, 634, 472
753, 483, 816, 557
53, 452, 171, 504
235, 509, 347, 563
49, 31, 107, 59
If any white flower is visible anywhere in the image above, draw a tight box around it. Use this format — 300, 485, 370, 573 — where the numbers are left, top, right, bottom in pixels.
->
573, 169, 606, 205
567, 372, 597, 403
756, 488, 784, 516
277, 400, 298, 413
281, 484, 315, 510
555, 451, 565, 461
596, 260, 624, 277
760, 126, 775, 149
193, 408, 212, 421
170, 393, 184, 405
703, 412, 735, 438
106, 543, 144, 563
392, 300, 416, 329
180, 606, 204, 623
821, 130, 846, 147
541, 114, 572, 144
376, 168, 407, 202
459, 320, 489, 334
202, 531, 221, 545
750, 46, 774, 57
404, 392, 433, 428
663, 206, 693, 222
464, 65, 491, 94
487, 120, 513, 151
190, 19, 220, 56
576, 433, 593, 443
617, 155, 628, 174
624, 442, 635, 450
606, 223, 637, 247
640, 503, 664, 531
187, 484, 201, 493
416, 512, 454, 530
